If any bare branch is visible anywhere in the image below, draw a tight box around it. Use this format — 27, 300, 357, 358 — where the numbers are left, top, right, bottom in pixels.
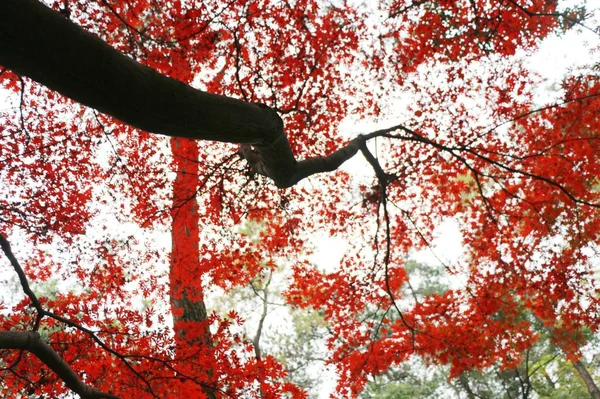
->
0, 234, 43, 315
239, 134, 366, 187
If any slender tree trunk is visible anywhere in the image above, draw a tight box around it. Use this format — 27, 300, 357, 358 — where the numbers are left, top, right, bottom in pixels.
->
457, 375, 478, 399
572, 360, 600, 399
170, 137, 216, 398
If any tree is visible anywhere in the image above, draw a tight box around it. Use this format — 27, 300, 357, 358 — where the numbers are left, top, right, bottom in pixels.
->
0, 0, 599, 398
360, 261, 600, 399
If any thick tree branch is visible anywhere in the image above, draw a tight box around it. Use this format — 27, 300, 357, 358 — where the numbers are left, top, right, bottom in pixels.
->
0, 0, 388, 190
0, 0, 379, 188
0, 331, 121, 399
0, 0, 282, 146
3, 0, 599, 196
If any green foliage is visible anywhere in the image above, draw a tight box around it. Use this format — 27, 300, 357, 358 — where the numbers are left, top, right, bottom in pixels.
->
403, 259, 449, 298
360, 359, 442, 399
362, 260, 600, 399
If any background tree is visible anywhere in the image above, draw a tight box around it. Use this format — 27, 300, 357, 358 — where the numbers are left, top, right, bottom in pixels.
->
360, 260, 600, 398
1, 0, 599, 398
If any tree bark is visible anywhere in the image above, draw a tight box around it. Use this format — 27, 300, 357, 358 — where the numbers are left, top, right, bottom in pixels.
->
169, 137, 216, 398
572, 359, 600, 399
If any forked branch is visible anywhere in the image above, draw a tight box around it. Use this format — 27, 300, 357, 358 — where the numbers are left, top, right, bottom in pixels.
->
0, 234, 122, 399
238, 134, 366, 187
0, 331, 120, 399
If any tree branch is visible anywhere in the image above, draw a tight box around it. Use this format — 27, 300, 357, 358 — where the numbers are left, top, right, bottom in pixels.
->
0, 234, 43, 315
0, 331, 121, 399
0, 233, 126, 398
3, 0, 599, 196
572, 359, 600, 399
0, 0, 282, 146
239, 134, 366, 187
0, 0, 381, 189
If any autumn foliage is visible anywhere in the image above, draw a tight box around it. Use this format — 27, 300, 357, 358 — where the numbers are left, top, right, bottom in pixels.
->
0, 0, 599, 398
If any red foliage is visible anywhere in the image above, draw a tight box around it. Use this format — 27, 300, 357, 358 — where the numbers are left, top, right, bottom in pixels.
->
1, 0, 599, 398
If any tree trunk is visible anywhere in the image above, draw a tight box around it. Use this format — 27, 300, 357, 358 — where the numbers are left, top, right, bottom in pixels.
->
457, 374, 478, 399
572, 360, 600, 399
170, 137, 216, 398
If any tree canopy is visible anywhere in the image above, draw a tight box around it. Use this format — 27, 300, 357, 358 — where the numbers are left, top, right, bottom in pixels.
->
0, 0, 599, 398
